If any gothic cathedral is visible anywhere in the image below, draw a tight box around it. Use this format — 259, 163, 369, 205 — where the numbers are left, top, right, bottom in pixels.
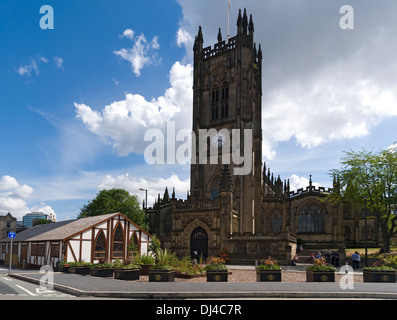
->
149, 9, 378, 264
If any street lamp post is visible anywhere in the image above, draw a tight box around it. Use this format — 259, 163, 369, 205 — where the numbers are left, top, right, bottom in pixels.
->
139, 188, 148, 231
364, 197, 368, 268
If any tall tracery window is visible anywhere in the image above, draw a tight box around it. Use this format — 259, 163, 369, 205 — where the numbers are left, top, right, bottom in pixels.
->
94, 231, 106, 260
298, 201, 325, 233
211, 179, 220, 200
269, 212, 282, 233
221, 83, 229, 119
112, 223, 124, 258
211, 85, 219, 120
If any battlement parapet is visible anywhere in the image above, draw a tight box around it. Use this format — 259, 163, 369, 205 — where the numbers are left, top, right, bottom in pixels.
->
289, 186, 333, 199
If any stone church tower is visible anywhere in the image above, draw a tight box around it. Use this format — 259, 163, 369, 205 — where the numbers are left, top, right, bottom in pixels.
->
149, 10, 297, 264
190, 8, 263, 235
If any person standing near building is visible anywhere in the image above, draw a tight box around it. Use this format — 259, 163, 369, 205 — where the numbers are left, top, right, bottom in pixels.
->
351, 251, 361, 270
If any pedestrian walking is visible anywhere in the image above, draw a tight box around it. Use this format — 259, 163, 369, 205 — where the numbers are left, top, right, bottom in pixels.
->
332, 251, 340, 267
325, 249, 331, 264
292, 254, 299, 266
351, 251, 361, 270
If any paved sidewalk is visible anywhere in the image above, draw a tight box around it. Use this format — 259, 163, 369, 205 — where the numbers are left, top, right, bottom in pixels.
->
7, 267, 395, 300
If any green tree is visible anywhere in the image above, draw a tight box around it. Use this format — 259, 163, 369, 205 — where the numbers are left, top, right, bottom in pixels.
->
78, 189, 146, 230
329, 146, 397, 252
33, 219, 50, 227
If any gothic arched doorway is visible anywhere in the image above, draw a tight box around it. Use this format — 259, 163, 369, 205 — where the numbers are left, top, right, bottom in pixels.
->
190, 227, 208, 261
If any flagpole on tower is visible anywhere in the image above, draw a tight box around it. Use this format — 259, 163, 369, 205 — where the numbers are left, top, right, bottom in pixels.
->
227, 0, 231, 42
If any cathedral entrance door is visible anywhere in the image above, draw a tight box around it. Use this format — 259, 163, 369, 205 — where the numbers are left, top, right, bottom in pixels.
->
190, 227, 208, 261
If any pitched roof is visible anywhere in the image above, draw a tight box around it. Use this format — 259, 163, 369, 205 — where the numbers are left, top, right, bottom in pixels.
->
0, 213, 134, 243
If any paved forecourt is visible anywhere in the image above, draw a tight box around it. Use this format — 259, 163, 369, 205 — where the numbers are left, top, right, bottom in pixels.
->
7, 267, 397, 300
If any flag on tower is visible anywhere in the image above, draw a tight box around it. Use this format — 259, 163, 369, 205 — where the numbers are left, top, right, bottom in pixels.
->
227, 0, 231, 41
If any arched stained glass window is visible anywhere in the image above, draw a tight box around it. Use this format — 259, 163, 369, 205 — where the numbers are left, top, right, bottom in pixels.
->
94, 231, 106, 260
298, 201, 325, 233
112, 223, 124, 258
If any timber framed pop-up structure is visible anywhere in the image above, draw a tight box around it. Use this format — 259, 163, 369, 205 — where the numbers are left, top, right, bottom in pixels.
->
0, 213, 152, 268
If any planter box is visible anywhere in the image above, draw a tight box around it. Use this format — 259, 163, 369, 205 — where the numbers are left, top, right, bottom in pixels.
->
140, 264, 155, 276
256, 270, 282, 282
149, 269, 175, 282
90, 268, 114, 278
206, 270, 229, 282
69, 266, 91, 275
58, 265, 70, 273
306, 269, 335, 282
363, 270, 396, 283
175, 272, 206, 279
114, 269, 140, 281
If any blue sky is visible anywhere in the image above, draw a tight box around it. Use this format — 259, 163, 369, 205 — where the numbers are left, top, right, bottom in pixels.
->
1, 0, 397, 221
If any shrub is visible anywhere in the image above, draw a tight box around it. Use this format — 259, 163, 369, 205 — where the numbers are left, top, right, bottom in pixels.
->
68, 262, 92, 267
91, 262, 113, 269
134, 253, 156, 265
382, 256, 397, 269
156, 248, 177, 265
174, 255, 205, 276
114, 264, 141, 270
363, 258, 397, 271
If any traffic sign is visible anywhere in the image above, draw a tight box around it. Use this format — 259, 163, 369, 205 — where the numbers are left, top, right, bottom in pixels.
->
8, 232, 16, 239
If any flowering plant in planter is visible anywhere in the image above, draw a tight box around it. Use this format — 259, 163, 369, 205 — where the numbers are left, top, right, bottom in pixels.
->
256, 257, 281, 271
363, 259, 397, 283
204, 256, 228, 271
306, 257, 336, 272
204, 256, 228, 282
306, 257, 336, 282
256, 257, 282, 282
219, 249, 231, 264
174, 255, 205, 277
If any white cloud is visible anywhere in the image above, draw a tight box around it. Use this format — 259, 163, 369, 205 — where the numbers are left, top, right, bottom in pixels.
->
388, 143, 397, 151
288, 174, 321, 192
16, 55, 63, 76
122, 28, 135, 40
0, 175, 56, 220
114, 29, 161, 77
16, 58, 39, 76
53, 56, 64, 69
98, 173, 190, 206
176, 27, 193, 48
30, 203, 56, 220
75, 61, 193, 156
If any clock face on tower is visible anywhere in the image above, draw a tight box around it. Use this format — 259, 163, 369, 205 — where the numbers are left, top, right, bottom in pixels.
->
212, 133, 226, 148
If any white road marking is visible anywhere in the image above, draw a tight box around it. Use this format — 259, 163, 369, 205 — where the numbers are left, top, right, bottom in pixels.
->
16, 285, 37, 296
